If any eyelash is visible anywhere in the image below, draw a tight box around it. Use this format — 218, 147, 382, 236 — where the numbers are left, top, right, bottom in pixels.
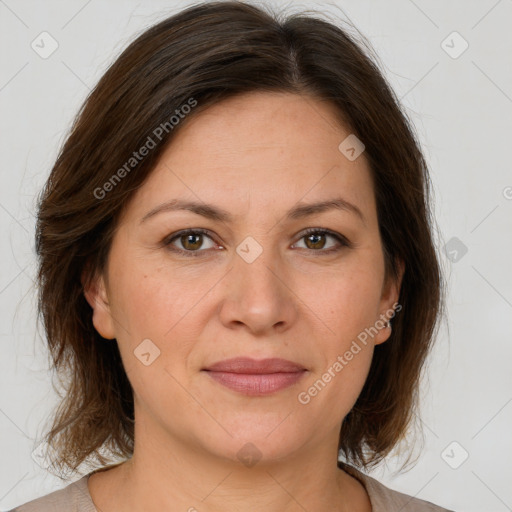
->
163, 227, 351, 258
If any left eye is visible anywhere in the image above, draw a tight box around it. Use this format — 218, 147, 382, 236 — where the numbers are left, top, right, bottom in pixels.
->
292, 228, 349, 253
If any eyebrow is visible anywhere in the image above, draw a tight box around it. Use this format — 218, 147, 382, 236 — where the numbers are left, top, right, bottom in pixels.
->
140, 197, 365, 225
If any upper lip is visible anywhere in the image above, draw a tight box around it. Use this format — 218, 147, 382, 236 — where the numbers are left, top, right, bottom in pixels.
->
203, 357, 306, 374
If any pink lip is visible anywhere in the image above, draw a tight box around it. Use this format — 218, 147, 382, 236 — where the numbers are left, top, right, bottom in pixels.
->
203, 357, 307, 396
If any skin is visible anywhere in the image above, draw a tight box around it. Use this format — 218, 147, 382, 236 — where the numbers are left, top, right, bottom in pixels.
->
84, 91, 403, 512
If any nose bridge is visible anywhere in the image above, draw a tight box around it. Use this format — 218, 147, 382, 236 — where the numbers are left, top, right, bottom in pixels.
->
220, 234, 295, 333
235, 234, 284, 301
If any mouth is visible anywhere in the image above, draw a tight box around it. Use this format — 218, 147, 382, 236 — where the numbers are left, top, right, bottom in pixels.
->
202, 357, 308, 396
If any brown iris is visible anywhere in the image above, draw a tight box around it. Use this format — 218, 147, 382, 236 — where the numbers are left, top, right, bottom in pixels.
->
180, 233, 204, 251
304, 232, 327, 250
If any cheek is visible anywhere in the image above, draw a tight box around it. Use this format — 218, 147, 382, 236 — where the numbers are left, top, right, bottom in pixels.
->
109, 251, 198, 338
299, 257, 383, 409
108, 266, 202, 408
297, 328, 375, 427
108, 256, 213, 382
313, 262, 385, 342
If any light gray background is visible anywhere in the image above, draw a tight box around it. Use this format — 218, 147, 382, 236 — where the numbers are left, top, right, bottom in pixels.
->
1, 1, 511, 510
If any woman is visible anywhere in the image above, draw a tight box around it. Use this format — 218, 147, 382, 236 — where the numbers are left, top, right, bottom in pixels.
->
11, 1, 452, 510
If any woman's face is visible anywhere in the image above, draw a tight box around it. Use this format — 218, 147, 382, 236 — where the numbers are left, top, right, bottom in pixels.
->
85, 91, 402, 466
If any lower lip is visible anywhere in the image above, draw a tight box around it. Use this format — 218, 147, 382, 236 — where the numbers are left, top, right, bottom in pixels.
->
204, 371, 306, 396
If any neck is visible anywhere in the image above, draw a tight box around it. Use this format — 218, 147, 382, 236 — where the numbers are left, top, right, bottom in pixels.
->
89, 417, 369, 511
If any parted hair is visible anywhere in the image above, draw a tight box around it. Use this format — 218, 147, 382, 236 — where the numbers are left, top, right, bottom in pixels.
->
34, 0, 444, 477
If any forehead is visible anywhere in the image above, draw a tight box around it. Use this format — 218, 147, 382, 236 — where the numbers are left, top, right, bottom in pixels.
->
122, 91, 376, 224
174, 91, 350, 158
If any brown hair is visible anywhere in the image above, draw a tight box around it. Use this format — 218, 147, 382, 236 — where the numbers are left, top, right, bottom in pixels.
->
35, 0, 444, 477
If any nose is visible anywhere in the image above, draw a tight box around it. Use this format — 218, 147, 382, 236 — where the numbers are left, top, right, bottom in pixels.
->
218, 240, 298, 336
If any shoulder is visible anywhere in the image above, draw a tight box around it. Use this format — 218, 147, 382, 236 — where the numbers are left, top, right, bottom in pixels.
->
7, 475, 97, 512
340, 462, 455, 512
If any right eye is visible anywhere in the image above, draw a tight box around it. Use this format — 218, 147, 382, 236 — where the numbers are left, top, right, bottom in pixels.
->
164, 229, 221, 257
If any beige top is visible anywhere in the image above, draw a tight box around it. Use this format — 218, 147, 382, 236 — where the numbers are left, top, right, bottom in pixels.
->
9, 463, 454, 511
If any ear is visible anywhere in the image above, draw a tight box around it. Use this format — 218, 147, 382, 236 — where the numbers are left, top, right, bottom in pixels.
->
81, 266, 116, 340
374, 258, 405, 345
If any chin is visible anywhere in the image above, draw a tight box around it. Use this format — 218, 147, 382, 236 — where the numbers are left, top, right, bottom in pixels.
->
196, 412, 312, 467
